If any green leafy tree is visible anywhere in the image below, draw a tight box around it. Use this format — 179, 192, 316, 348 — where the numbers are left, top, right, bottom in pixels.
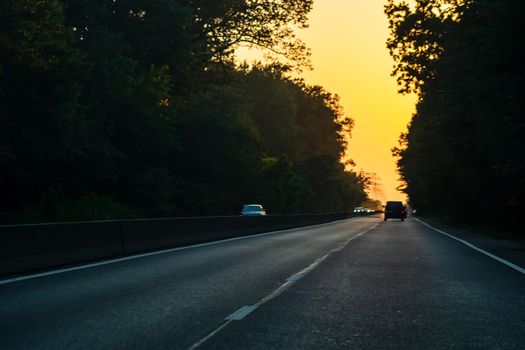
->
385, 0, 469, 94
1, 0, 367, 223
388, 0, 525, 232
0, 0, 108, 219
241, 65, 365, 213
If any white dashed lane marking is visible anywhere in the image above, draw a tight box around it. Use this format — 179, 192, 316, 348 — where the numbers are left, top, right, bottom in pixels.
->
187, 222, 379, 350
225, 306, 258, 321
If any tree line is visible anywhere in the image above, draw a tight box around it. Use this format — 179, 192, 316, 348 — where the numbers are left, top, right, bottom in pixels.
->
0, 0, 367, 224
386, 0, 524, 232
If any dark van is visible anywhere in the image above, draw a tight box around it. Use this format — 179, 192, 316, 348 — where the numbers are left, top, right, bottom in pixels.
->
384, 201, 407, 221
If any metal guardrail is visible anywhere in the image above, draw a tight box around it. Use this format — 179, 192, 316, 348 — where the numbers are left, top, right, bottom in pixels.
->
0, 213, 362, 277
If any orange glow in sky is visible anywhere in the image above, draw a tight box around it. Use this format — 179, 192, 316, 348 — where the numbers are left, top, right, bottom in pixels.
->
238, 1, 416, 203
298, 0, 416, 202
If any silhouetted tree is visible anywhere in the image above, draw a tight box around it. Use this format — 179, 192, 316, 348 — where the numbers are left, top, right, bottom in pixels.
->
0, 0, 367, 223
388, 0, 525, 232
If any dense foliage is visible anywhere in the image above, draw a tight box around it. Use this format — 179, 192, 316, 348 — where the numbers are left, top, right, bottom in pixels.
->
0, 0, 367, 223
387, 0, 525, 232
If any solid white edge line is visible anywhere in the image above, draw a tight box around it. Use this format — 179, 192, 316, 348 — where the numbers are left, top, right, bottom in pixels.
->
414, 217, 525, 275
0, 217, 367, 286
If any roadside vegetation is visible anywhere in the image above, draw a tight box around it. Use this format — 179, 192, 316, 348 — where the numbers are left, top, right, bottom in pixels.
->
0, 0, 367, 223
386, 0, 524, 234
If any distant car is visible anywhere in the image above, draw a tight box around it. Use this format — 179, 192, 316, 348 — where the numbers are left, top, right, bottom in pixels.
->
384, 201, 407, 221
353, 207, 367, 214
241, 204, 267, 216
354, 207, 374, 214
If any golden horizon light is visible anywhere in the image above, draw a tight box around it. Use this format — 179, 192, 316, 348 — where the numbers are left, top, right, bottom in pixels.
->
297, 0, 417, 203
238, 0, 417, 203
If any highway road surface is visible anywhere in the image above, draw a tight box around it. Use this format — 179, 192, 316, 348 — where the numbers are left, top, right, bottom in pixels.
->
1, 217, 524, 349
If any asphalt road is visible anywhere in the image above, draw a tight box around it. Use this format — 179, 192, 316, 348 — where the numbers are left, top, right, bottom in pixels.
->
1, 217, 524, 349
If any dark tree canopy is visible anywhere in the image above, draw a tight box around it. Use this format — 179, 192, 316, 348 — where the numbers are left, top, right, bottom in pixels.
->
0, 0, 366, 223
387, 0, 525, 233
385, 0, 468, 94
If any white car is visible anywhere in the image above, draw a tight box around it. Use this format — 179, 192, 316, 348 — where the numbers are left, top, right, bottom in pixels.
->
241, 204, 267, 216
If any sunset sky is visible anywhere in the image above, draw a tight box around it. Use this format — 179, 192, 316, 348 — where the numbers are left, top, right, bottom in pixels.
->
298, 0, 417, 202
240, 0, 417, 202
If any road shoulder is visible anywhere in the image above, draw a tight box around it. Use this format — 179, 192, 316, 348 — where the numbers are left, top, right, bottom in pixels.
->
414, 216, 525, 269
